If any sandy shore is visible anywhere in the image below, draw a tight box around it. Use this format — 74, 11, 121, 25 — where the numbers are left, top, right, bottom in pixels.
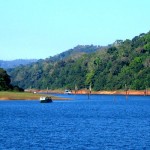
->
34, 89, 150, 96
91, 90, 150, 95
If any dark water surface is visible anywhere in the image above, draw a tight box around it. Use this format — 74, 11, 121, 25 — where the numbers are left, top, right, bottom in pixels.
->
0, 95, 150, 150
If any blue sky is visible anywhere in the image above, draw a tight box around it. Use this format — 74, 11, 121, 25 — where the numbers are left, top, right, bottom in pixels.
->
0, 0, 150, 60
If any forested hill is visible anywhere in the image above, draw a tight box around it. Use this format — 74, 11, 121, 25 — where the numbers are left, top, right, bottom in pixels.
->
49, 45, 103, 61
8, 31, 150, 91
0, 59, 37, 69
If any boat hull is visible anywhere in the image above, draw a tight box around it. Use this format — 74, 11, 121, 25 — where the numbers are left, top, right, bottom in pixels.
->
40, 97, 52, 103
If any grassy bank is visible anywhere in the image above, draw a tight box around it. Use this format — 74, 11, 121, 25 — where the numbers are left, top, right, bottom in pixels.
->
0, 91, 67, 100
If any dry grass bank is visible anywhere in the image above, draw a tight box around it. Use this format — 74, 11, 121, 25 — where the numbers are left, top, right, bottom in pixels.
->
0, 91, 68, 100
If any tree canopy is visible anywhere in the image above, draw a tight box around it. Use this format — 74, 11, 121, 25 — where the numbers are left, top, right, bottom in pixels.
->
0, 68, 23, 91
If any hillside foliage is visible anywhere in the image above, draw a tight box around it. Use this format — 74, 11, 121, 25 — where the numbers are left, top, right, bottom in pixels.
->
8, 32, 150, 91
0, 68, 23, 91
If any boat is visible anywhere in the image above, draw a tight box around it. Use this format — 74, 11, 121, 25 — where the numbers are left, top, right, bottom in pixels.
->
40, 96, 52, 103
64, 89, 72, 94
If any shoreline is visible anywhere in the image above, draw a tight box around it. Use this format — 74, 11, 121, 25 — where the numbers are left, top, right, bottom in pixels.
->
1, 90, 149, 101
31, 89, 150, 96
91, 90, 150, 96
0, 91, 69, 101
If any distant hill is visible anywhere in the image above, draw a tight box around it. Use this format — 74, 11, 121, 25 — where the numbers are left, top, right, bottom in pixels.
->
49, 45, 104, 61
0, 59, 38, 69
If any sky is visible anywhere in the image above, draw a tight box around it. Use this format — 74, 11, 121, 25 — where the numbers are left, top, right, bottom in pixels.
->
0, 0, 150, 60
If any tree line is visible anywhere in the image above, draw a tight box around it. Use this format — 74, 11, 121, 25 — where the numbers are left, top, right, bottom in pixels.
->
0, 68, 23, 91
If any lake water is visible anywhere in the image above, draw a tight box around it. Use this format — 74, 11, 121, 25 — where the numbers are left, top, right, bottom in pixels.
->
0, 94, 150, 150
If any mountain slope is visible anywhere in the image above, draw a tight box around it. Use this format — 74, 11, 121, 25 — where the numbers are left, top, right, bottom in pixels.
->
8, 32, 150, 90
49, 45, 103, 61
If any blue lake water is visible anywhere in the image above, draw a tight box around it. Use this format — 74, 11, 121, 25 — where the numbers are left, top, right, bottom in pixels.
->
0, 94, 150, 150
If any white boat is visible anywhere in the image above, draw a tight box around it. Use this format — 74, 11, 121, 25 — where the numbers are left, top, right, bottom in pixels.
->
40, 96, 52, 103
64, 90, 72, 94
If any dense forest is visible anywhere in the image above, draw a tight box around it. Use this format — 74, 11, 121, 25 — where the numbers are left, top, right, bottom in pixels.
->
0, 68, 23, 91
8, 31, 150, 91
